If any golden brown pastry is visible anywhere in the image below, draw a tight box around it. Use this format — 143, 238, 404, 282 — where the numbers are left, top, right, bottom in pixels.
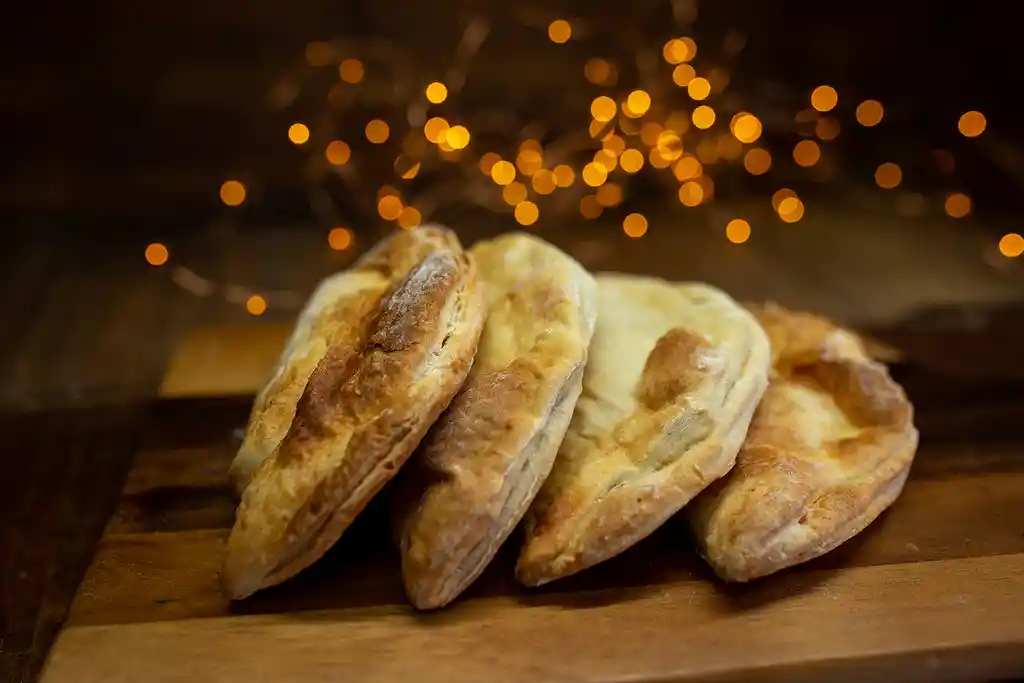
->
395, 233, 598, 609
228, 226, 466, 494
516, 274, 771, 586
688, 303, 919, 582
222, 227, 485, 599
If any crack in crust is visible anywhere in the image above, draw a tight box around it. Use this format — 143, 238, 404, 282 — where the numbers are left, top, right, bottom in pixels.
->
222, 228, 485, 599
516, 274, 771, 586
688, 302, 919, 582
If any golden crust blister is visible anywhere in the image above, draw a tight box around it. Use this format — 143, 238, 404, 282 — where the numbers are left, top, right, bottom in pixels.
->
516, 274, 771, 586
395, 232, 598, 610
222, 227, 485, 599
688, 302, 919, 582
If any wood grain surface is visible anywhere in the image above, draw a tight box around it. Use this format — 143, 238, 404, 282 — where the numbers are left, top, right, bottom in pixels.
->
35, 322, 1024, 683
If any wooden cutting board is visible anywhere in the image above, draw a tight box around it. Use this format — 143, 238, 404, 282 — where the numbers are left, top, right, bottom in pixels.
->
40, 325, 1024, 683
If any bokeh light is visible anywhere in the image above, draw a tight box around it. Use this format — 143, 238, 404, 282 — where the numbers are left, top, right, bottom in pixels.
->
725, 219, 751, 244
425, 82, 448, 104
328, 227, 353, 250
811, 85, 838, 112
548, 19, 571, 43
958, 111, 987, 137
999, 233, 1024, 258
219, 180, 246, 206
856, 100, 884, 127
145, 243, 168, 266
622, 213, 648, 238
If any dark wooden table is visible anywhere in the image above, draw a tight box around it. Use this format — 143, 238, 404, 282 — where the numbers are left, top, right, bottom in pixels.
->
2, 218, 1023, 682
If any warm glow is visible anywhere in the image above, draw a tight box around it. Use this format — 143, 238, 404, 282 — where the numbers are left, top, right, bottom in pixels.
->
687, 77, 711, 101
708, 68, 730, 93
875, 162, 902, 189
145, 243, 168, 266
584, 58, 613, 84
944, 192, 971, 218
625, 90, 652, 117
622, 213, 648, 238
743, 148, 771, 175
725, 219, 751, 244
692, 105, 715, 129
394, 156, 420, 180
514, 200, 540, 226
582, 162, 608, 187
591, 96, 617, 123
594, 149, 618, 172
793, 140, 821, 167
219, 180, 246, 206
596, 183, 623, 207
425, 82, 448, 104
445, 125, 470, 150
672, 64, 696, 87
491, 160, 516, 185
339, 58, 364, 84
856, 100, 884, 127
548, 19, 571, 43
999, 233, 1024, 258
958, 111, 986, 137
717, 134, 743, 161
479, 152, 500, 175
663, 37, 697, 63
673, 156, 702, 181
325, 140, 351, 165
665, 110, 690, 134
576, 195, 600, 219
424, 117, 450, 143
397, 206, 422, 230
696, 139, 717, 164
378, 195, 403, 221
502, 181, 528, 206
772, 188, 797, 211
532, 169, 557, 194
288, 123, 310, 145
640, 122, 664, 147
656, 132, 683, 161
678, 181, 704, 206
305, 42, 331, 67
619, 148, 644, 173
777, 197, 805, 223
553, 164, 575, 187
932, 149, 956, 175
246, 295, 267, 316
815, 117, 840, 141
811, 85, 838, 112
365, 119, 390, 143
516, 149, 544, 175
730, 113, 762, 143
328, 227, 353, 250
603, 135, 626, 156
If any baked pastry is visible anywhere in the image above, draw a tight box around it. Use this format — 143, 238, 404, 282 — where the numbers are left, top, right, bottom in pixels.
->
688, 303, 918, 582
516, 274, 771, 586
222, 227, 485, 599
395, 233, 598, 609
228, 226, 463, 494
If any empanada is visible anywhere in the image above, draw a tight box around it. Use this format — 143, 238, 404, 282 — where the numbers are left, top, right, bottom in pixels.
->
229, 226, 465, 494
396, 233, 598, 609
688, 303, 919, 582
517, 274, 770, 586
222, 228, 485, 599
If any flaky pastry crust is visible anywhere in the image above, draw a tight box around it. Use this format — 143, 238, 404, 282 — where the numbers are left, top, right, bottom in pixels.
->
516, 274, 770, 586
688, 303, 919, 582
222, 227, 485, 599
395, 233, 598, 609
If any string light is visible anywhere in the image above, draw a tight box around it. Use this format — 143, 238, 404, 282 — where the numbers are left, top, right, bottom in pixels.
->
856, 100, 884, 127
288, 123, 310, 145
328, 227, 353, 250
425, 82, 448, 104
246, 295, 267, 316
999, 233, 1024, 258
514, 200, 540, 225
339, 59, 364, 84
622, 213, 648, 238
548, 19, 571, 43
958, 111, 986, 138
219, 180, 246, 207
810, 85, 838, 112
365, 119, 390, 143
944, 192, 971, 218
875, 162, 902, 189
145, 243, 169, 266
725, 219, 751, 244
